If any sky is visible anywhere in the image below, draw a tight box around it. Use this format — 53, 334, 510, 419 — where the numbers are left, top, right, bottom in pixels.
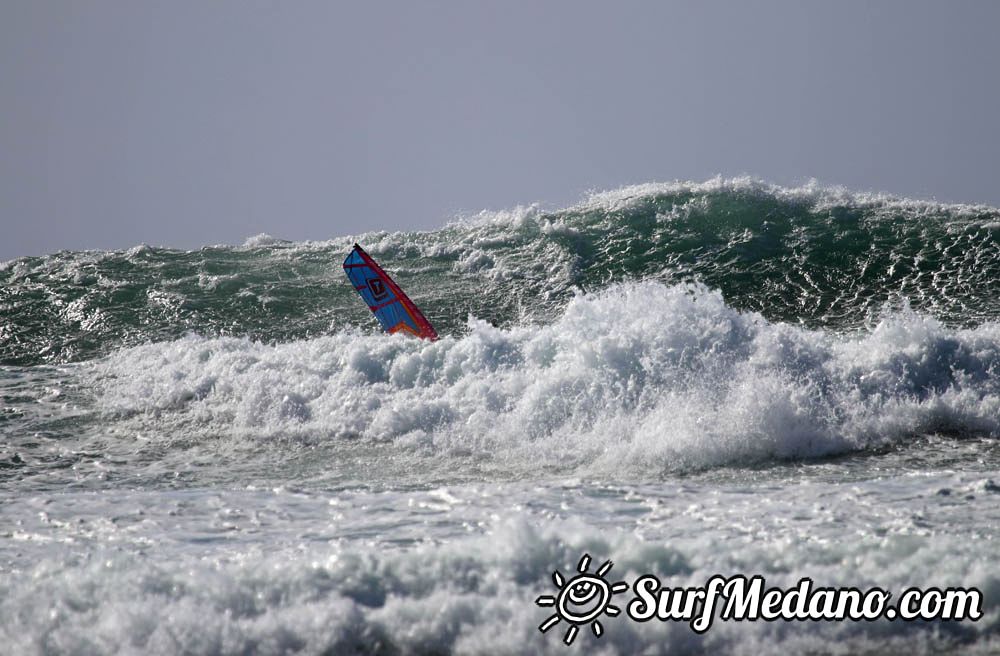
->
1, 1, 998, 260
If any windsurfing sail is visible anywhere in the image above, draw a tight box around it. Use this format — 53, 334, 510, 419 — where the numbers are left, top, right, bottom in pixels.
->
342, 243, 438, 341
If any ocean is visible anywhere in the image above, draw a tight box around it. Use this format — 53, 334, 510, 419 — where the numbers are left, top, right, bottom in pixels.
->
2, 177, 998, 654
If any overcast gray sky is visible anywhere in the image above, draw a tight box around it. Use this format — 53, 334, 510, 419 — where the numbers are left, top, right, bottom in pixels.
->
1, 1, 998, 260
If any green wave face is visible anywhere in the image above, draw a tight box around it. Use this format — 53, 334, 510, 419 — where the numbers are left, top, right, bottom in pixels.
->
3, 178, 1000, 366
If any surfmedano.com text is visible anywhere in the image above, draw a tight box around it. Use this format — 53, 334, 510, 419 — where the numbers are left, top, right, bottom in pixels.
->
627, 575, 983, 632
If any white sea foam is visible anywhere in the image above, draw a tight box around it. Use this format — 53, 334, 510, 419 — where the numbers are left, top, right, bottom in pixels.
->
90, 281, 1000, 475
1, 494, 996, 656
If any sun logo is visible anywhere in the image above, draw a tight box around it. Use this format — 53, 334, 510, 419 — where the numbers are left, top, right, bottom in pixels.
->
536, 553, 629, 645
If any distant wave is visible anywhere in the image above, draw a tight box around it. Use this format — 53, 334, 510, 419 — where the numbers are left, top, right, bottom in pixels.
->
3, 177, 1000, 366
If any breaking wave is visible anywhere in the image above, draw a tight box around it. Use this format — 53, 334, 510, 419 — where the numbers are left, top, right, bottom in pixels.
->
90, 281, 1000, 476
4, 177, 1000, 366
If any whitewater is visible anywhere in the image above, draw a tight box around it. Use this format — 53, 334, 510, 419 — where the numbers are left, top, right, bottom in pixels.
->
2, 178, 999, 654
